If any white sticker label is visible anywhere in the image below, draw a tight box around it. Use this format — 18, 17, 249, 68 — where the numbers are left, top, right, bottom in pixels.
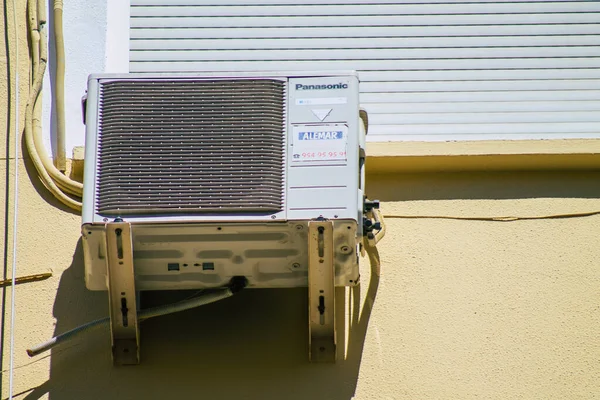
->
295, 97, 347, 106
292, 125, 348, 163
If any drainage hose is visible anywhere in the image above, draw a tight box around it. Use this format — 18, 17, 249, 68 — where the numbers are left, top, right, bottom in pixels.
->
27, 287, 238, 357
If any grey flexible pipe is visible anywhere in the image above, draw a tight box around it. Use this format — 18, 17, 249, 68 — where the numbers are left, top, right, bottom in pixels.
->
53, 0, 66, 171
27, 288, 236, 357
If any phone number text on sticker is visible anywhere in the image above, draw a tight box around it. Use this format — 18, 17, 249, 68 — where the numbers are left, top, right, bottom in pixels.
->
297, 151, 347, 159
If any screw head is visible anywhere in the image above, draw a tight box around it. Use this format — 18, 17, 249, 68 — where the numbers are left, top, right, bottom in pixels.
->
271, 215, 276, 219
295, 225, 303, 230
340, 245, 352, 254
292, 263, 300, 269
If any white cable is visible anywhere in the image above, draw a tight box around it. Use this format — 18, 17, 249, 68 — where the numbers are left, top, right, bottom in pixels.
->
9, 0, 20, 398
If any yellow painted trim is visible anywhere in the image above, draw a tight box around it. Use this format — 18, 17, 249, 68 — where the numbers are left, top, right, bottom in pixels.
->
366, 139, 600, 173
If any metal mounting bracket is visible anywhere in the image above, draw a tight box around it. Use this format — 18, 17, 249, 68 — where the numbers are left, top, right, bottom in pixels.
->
105, 222, 140, 365
308, 220, 336, 362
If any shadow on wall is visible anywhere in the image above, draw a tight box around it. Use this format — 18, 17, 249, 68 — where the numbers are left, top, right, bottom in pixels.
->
23, 240, 379, 400
367, 170, 600, 202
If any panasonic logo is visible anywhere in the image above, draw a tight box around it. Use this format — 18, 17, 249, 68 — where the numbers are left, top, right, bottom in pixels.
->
295, 83, 348, 91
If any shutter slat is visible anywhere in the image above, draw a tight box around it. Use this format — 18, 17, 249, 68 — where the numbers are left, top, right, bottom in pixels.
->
369, 132, 600, 141
130, 14, 600, 28
131, 3, 600, 17
131, 36, 600, 51
370, 111, 600, 124
132, 0, 600, 5
361, 80, 600, 93
360, 91, 600, 103
130, 59, 600, 72
357, 70, 600, 82
130, 25, 600, 39
130, 47, 600, 62
370, 122, 600, 134
362, 101, 600, 114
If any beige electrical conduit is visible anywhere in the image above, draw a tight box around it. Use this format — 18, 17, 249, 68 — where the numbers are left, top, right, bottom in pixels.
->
25, 0, 82, 211
361, 208, 600, 275
364, 241, 381, 277
381, 210, 600, 222
371, 208, 386, 244
33, 0, 82, 196
364, 209, 386, 276
53, 0, 67, 172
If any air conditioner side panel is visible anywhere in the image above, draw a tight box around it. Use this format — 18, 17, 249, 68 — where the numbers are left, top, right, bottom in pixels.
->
82, 78, 101, 225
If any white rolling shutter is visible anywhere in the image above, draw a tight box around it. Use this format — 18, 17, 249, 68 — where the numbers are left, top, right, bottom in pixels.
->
129, 0, 600, 141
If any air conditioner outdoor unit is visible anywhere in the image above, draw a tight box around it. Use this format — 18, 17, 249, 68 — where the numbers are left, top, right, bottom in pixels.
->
82, 71, 369, 291
80, 71, 376, 363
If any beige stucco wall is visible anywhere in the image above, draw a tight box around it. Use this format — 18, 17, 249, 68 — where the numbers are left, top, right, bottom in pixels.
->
2, 2, 600, 399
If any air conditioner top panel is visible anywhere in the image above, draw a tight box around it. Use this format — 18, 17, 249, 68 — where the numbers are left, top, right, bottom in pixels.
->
88, 70, 359, 83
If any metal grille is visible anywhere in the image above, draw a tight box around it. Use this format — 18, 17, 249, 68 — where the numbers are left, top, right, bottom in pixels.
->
96, 78, 286, 215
